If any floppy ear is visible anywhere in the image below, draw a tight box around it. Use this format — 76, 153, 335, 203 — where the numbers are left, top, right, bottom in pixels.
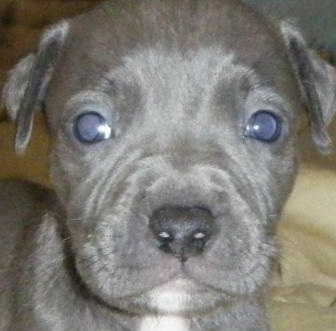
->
281, 22, 336, 154
2, 21, 69, 154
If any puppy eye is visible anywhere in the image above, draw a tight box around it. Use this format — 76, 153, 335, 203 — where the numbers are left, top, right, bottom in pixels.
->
73, 111, 112, 143
244, 110, 282, 143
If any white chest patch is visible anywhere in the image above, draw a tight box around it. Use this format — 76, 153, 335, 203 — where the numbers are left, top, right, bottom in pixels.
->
139, 316, 190, 331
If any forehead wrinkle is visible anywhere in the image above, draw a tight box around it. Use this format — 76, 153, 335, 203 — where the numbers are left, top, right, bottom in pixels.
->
103, 47, 257, 135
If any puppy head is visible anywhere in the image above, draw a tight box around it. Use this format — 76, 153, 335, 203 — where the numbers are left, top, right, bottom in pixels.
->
3, 0, 336, 315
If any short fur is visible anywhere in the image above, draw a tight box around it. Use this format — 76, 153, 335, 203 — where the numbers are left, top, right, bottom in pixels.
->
1, 1, 335, 330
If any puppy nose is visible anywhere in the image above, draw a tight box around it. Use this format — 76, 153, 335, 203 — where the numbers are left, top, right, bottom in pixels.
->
149, 206, 214, 262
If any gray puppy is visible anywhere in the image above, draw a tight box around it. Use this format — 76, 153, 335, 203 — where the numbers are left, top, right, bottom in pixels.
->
1, 0, 335, 330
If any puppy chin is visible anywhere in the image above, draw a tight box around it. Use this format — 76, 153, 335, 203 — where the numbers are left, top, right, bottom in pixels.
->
146, 278, 200, 314
149, 287, 191, 314
115, 278, 222, 315
149, 279, 195, 314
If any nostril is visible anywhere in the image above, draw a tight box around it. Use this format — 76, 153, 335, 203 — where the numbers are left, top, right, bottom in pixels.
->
156, 231, 174, 253
157, 230, 173, 245
158, 231, 172, 239
149, 206, 214, 260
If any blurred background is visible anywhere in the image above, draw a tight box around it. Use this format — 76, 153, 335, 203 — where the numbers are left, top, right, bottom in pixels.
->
247, 0, 336, 58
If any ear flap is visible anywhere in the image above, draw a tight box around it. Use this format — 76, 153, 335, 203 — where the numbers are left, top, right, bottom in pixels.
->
281, 22, 336, 154
2, 21, 69, 154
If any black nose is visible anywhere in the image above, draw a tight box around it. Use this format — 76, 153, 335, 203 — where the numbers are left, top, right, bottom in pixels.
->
149, 206, 214, 262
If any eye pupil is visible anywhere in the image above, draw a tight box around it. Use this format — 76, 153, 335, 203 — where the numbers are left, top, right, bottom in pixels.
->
244, 111, 282, 143
74, 111, 112, 143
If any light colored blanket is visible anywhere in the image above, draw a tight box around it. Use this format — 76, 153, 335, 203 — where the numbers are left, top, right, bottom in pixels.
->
270, 167, 336, 331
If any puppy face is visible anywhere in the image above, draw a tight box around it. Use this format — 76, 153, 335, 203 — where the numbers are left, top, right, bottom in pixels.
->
3, 0, 336, 316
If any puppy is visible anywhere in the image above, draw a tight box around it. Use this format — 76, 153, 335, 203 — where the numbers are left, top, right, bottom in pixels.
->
1, 0, 335, 330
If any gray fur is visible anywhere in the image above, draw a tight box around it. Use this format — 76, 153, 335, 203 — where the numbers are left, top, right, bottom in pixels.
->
1, 1, 335, 330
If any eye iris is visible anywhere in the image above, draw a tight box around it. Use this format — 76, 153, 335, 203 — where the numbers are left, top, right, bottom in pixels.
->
245, 111, 282, 142
74, 112, 112, 143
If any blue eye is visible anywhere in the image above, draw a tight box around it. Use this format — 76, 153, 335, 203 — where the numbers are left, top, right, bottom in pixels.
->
244, 110, 282, 143
73, 111, 112, 144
